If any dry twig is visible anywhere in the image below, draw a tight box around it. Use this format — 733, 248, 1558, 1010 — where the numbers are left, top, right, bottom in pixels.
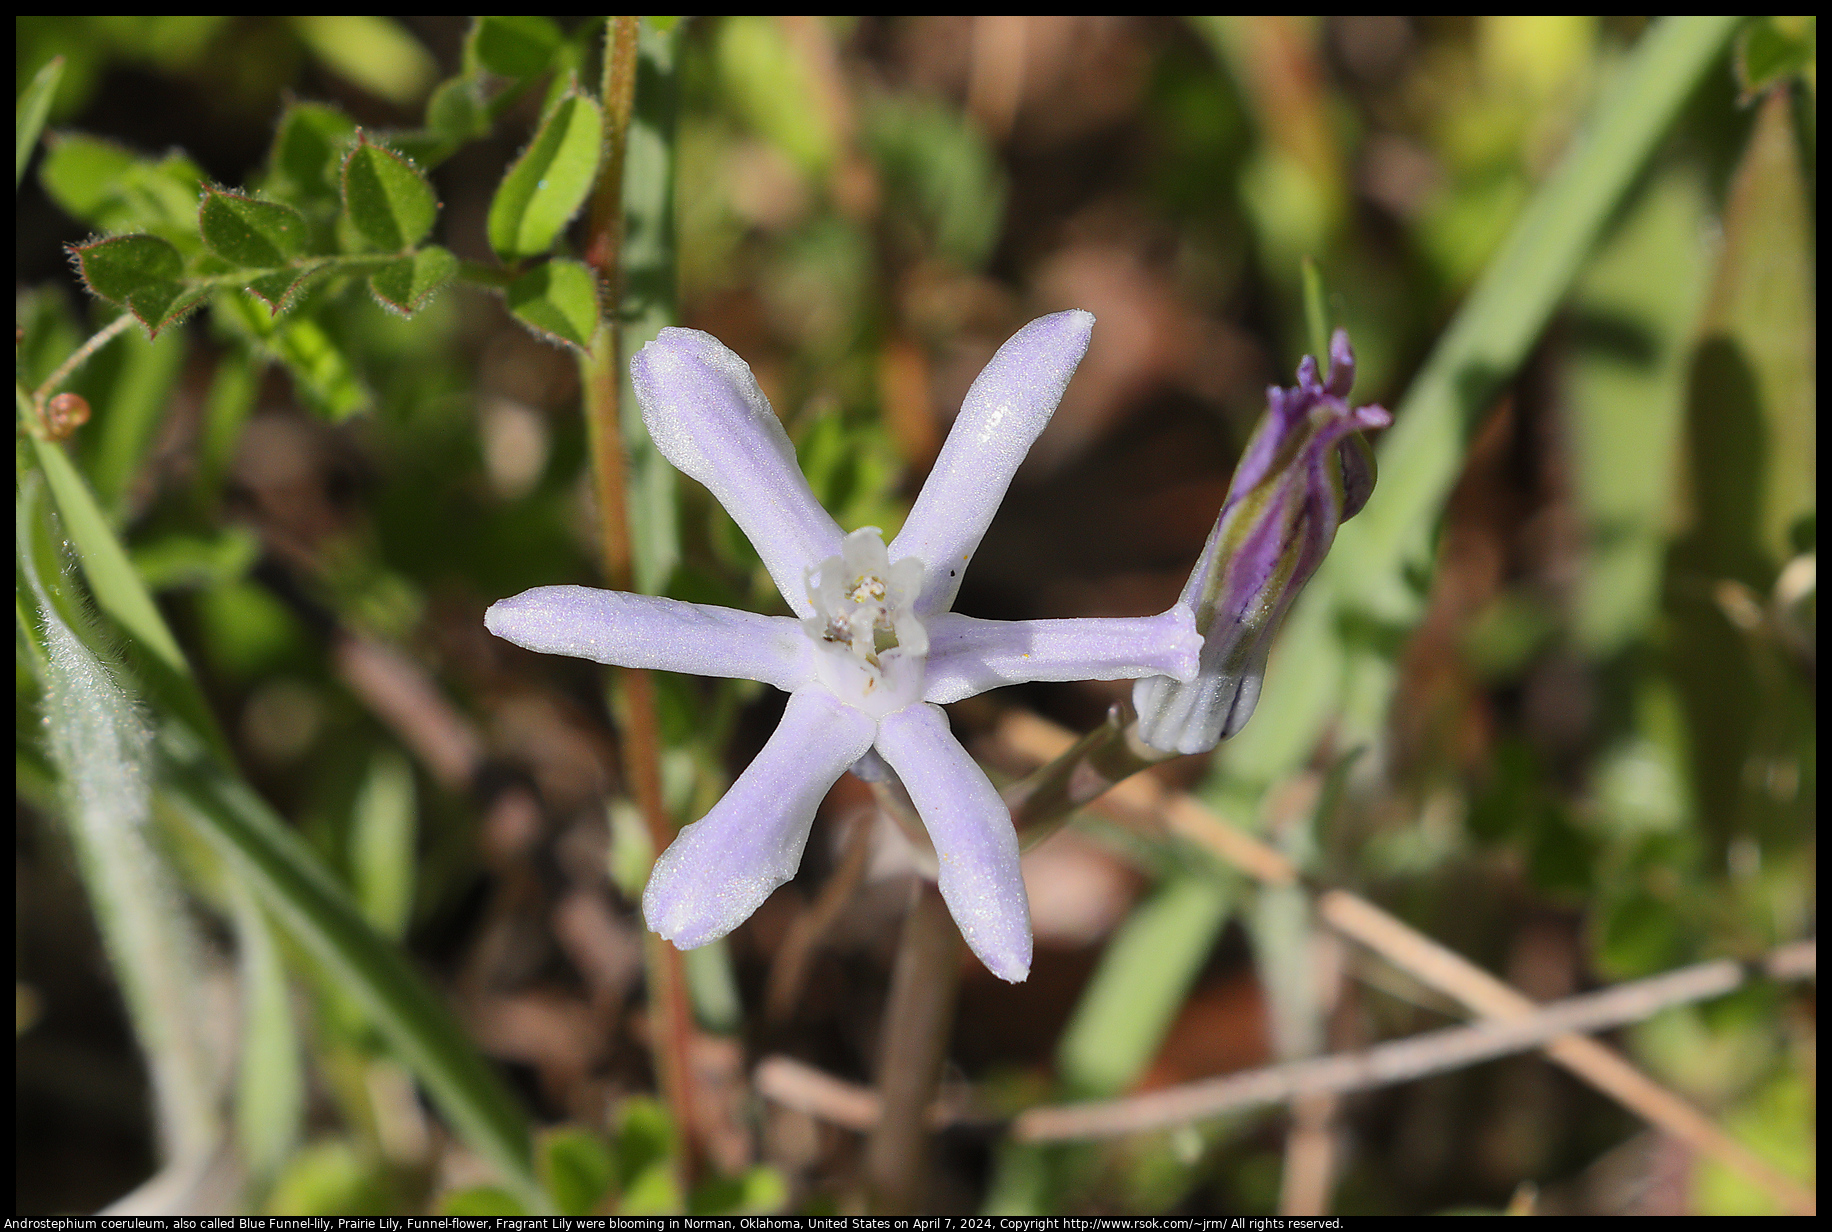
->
754, 940, 1815, 1156
991, 711, 1817, 1215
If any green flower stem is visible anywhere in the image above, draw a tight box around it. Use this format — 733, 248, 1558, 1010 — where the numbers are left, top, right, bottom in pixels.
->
576, 14, 702, 1187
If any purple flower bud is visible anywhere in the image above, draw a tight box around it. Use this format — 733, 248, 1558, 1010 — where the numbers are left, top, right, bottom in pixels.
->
1134, 329, 1391, 755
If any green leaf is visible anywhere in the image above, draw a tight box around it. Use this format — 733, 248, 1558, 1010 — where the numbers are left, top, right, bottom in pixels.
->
470, 15, 565, 80
486, 85, 603, 261
341, 133, 438, 251
18, 479, 220, 1162
244, 269, 311, 313
438, 1187, 531, 1217
427, 75, 490, 141
716, 15, 836, 175
70, 232, 181, 300
350, 749, 416, 940
68, 234, 201, 335
1299, 255, 1331, 369
614, 17, 686, 596
29, 434, 188, 675
231, 877, 303, 1183
540, 1127, 616, 1216
81, 316, 188, 516
214, 293, 371, 420
39, 133, 135, 218
17, 54, 64, 188
161, 738, 545, 1212
1735, 16, 1817, 103
40, 137, 204, 243
505, 259, 600, 351
1056, 873, 1234, 1097
290, 16, 436, 107
369, 244, 458, 316
262, 1139, 389, 1217
267, 101, 358, 205
199, 186, 308, 268
130, 527, 262, 593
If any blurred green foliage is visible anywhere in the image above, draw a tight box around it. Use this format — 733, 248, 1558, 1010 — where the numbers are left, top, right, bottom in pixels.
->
15, 14, 1814, 1219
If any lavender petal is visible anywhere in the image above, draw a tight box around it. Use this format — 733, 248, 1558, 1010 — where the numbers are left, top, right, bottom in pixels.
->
632, 329, 843, 617
485, 586, 816, 693
875, 703, 1031, 982
890, 311, 1094, 615
643, 688, 876, 949
921, 608, 1200, 704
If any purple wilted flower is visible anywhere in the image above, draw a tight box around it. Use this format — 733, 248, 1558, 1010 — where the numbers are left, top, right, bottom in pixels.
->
1133, 328, 1391, 755
486, 312, 1198, 982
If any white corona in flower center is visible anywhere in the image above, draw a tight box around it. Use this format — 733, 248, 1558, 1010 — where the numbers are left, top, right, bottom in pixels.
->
804, 527, 929, 717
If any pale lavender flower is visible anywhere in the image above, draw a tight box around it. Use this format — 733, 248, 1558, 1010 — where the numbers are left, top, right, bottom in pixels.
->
486, 312, 1198, 982
1134, 328, 1391, 755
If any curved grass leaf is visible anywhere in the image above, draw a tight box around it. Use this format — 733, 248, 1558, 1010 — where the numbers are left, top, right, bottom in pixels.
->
26, 432, 231, 762
487, 85, 602, 261
369, 244, 458, 317
17, 54, 64, 188
199, 186, 308, 268
1055, 873, 1234, 1097
341, 133, 437, 251
506, 258, 600, 351
159, 737, 545, 1212
18, 480, 220, 1164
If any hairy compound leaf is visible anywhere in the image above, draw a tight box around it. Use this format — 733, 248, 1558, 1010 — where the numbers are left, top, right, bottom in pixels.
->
69, 233, 200, 335
341, 133, 437, 251
487, 85, 602, 261
469, 15, 566, 80
369, 244, 458, 317
244, 268, 311, 313
71, 233, 181, 301
505, 258, 600, 351
17, 54, 64, 188
198, 186, 308, 268
267, 101, 357, 206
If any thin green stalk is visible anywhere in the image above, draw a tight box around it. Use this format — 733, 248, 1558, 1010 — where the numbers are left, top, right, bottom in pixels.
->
577, 14, 700, 1186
